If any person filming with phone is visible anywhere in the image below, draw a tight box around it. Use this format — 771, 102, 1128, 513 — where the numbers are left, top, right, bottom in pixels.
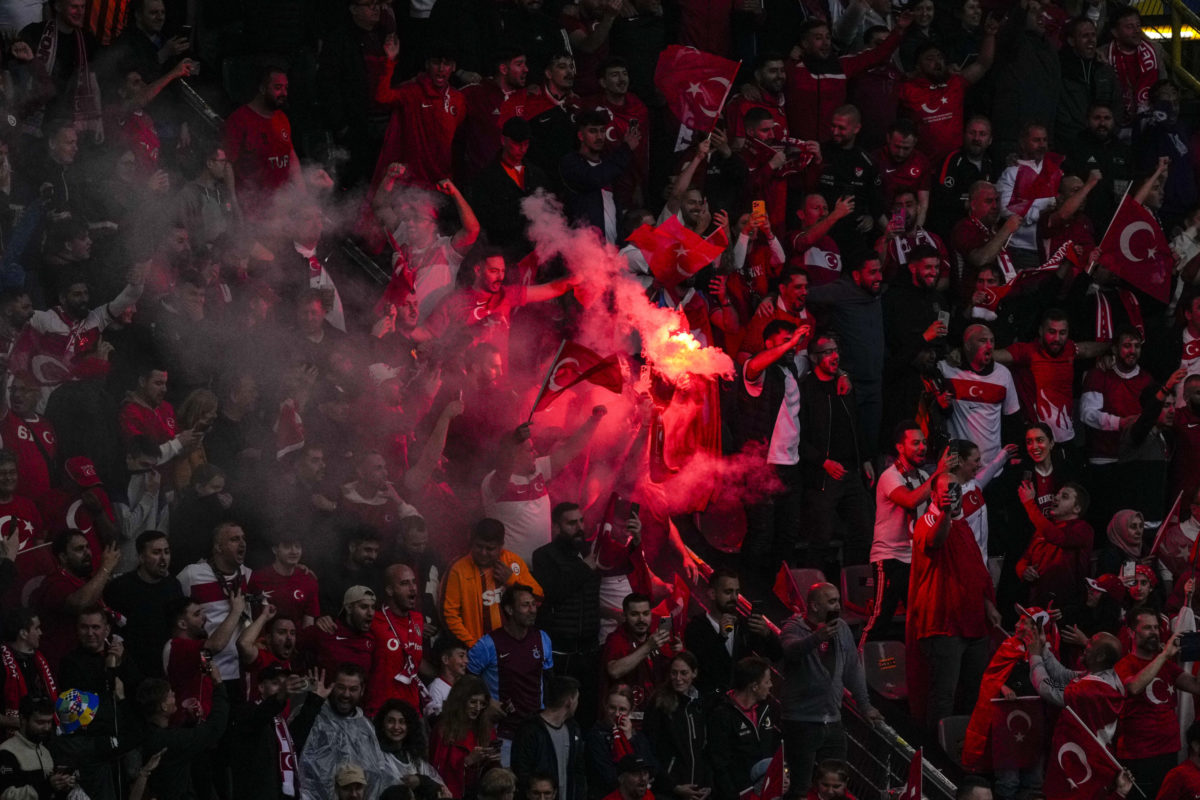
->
780, 582, 881, 788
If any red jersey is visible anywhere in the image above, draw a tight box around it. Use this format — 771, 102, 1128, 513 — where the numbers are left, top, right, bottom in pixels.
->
785, 32, 901, 142
1037, 212, 1095, 261
1171, 405, 1200, 505
726, 91, 788, 141
461, 80, 531, 176
243, 648, 291, 702
224, 105, 294, 198
118, 398, 176, 445
560, 11, 608, 95
164, 636, 214, 723
908, 510, 994, 640
365, 606, 424, 716
875, 147, 933, 205
0, 411, 57, 501
301, 619, 374, 679
248, 566, 320, 624
950, 216, 1014, 277
1157, 760, 1200, 799
424, 286, 527, 359
1115, 652, 1182, 760
677, 0, 734, 61
114, 110, 160, 172
788, 235, 841, 287
1032, 469, 1062, 517
600, 623, 671, 721
1005, 340, 1078, 443
1014, 505, 1092, 607
896, 75, 969, 163
1082, 368, 1154, 460
32, 568, 87, 670
373, 68, 466, 189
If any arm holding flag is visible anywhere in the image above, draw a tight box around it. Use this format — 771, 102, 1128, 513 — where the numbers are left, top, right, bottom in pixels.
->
663, 138, 712, 219
1133, 157, 1169, 206
550, 405, 608, 474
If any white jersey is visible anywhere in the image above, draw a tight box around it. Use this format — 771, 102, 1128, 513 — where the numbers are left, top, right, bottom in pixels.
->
177, 560, 253, 679
939, 360, 1021, 463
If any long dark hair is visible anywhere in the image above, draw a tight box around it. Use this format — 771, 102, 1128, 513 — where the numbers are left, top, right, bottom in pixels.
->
436, 674, 493, 745
374, 699, 428, 761
652, 651, 700, 714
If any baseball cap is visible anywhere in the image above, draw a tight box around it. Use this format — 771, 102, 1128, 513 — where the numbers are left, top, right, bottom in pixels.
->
617, 756, 651, 775
501, 116, 531, 142
258, 663, 292, 682
64, 456, 102, 488
342, 585, 376, 609
335, 764, 367, 787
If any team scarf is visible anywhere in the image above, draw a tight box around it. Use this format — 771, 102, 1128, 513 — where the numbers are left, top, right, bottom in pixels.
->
33, 18, 103, 139
272, 709, 299, 796
970, 216, 1016, 281
1104, 40, 1159, 118
0, 645, 56, 730
1094, 289, 1144, 341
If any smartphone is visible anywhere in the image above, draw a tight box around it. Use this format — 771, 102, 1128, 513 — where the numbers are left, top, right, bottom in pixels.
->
179, 24, 193, 38
658, 616, 672, 632
751, 600, 764, 617
890, 208, 907, 230
628, 118, 640, 132
937, 310, 951, 327
1180, 632, 1200, 662
751, 200, 766, 218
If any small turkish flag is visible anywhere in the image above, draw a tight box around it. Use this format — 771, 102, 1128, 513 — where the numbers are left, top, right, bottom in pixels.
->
533, 341, 624, 413
1007, 153, 1064, 216
1098, 194, 1174, 303
1042, 706, 1123, 800
772, 564, 805, 615
900, 749, 922, 800
758, 746, 786, 800
652, 573, 691, 639
633, 216, 726, 288
1149, 491, 1189, 576
990, 696, 1045, 770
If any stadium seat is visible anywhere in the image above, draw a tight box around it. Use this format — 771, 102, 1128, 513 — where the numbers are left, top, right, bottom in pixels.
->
938, 715, 971, 767
862, 640, 907, 700
840, 564, 873, 627
790, 568, 827, 599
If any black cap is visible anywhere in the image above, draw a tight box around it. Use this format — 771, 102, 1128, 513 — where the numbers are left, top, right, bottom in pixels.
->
617, 756, 651, 775
258, 663, 292, 682
502, 116, 531, 142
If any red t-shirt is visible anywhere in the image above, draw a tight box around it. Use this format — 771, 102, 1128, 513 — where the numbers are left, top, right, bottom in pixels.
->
424, 286, 527, 360
1082, 368, 1154, 460
224, 105, 294, 198
1032, 470, 1061, 517
461, 80, 530, 176
896, 75, 969, 163
1157, 759, 1200, 799
373, 69, 466, 189
1115, 652, 1183, 760
114, 110, 160, 172
1005, 340, 1078, 442
365, 606, 424, 716
248, 566, 320, 624
0, 411, 57, 501
32, 568, 86, 670
39, 488, 114, 572
164, 636, 214, 723
875, 147, 933, 205
118, 399, 176, 445
601, 623, 671, 721
301, 620, 374, 678
726, 91, 788, 141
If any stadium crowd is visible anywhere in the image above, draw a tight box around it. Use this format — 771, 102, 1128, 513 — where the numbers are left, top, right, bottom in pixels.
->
0, 0, 1195, 798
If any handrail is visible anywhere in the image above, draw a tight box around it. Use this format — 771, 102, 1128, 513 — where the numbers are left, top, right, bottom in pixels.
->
1164, 0, 1200, 93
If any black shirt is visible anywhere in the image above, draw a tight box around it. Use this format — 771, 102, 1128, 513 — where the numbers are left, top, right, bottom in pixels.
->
104, 571, 184, 678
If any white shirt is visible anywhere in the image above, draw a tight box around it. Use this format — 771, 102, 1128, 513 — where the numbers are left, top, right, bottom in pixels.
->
939, 360, 1021, 463
482, 455, 553, 564
177, 560, 254, 679
996, 158, 1057, 252
744, 364, 801, 465
404, 235, 462, 323
870, 463, 928, 564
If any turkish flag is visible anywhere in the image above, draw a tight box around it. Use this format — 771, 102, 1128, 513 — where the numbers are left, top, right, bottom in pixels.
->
533, 341, 624, 412
653, 574, 692, 640
1043, 706, 1123, 800
900, 749, 922, 800
1149, 491, 1189, 576
1007, 153, 1064, 216
654, 46, 740, 147
772, 563, 805, 615
629, 218, 727, 288
990, 696, 1045, 770
1098, 194, 1174, 303
758, 746, 786, 800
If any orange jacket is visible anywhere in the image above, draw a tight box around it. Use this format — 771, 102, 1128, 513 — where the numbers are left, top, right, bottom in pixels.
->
441, 549, 543, 646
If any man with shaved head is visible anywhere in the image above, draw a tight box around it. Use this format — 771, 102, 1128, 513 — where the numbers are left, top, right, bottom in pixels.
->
818, 104, 883, 247
365, 562, 424, 715
779, 581, 881, 786
938, 324, 1021, 464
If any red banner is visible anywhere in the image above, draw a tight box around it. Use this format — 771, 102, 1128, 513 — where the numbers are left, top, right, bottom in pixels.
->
990, 696, 1046, 770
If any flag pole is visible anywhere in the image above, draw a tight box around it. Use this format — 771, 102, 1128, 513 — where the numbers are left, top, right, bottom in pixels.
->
528, 339, 567, 423
1148, 490, 1184, 559
1096, 179, 1134, 253
704, 61, 742, 148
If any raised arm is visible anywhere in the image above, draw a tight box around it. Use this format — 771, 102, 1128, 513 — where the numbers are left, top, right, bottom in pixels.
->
438, 180, 481, 255
549, 406, 607, 474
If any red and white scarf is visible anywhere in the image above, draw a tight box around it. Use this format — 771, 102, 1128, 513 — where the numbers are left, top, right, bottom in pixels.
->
272, 710, 298, 797
1095, 288, 1144, 341
1, 645, 56, 730
1104, 40, 1159, 119
33, 18, 103, 140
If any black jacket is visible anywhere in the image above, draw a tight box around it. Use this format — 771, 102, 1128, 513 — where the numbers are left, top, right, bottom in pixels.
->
228, 692, 323, 800
798, 372, 867, 486
706, 696, 779, 800
532, 537, 601, 653
682, 614, 782, 696
642, 693, 712, 791
469, 157, 553, 250
511, 715, 587, 800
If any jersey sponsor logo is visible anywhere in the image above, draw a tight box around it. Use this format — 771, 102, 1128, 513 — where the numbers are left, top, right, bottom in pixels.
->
388, 638, 400, 651
482, 588, 504, 607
